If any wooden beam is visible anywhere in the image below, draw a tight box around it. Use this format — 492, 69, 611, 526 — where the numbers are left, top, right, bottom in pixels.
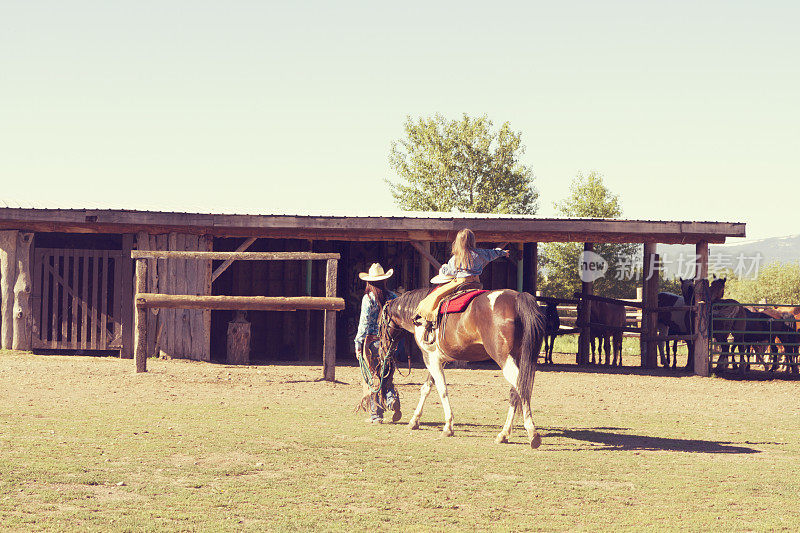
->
0, 208, 748, 242
211, 237, 257, 282
0, 219, 744, 244
132, 250, 340, 261
135, 293, 345, 311
416, 241, 431, 288
409, 241, 442, 271
322, 258, 339, 382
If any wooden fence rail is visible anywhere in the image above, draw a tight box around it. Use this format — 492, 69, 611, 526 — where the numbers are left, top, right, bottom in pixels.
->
133, 251, 342, 379
131, 251, 339, 261
135, 294, 344, 312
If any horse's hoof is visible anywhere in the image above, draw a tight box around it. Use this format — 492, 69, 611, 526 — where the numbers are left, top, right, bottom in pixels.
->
408, 420, 420, 430
495, 433, 509, 444
530, 432, 542, 449
442, 427, 454, 437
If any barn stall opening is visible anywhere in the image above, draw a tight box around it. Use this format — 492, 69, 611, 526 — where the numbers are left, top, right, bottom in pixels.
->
0, 207, 745, 378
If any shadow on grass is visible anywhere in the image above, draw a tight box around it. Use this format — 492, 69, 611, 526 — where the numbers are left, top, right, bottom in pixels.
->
546, 427, 762, 454
280, 378, 350, 385
413, 422, 763, 454
534, 362, 695, 379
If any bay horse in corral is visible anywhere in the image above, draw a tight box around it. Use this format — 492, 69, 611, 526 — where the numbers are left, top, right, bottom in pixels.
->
706, 277, 771, 373
589, 301, 625, 366
542, 301, 560, 365
759, 307, 800, 373
705, 277, 745, 371
378, 288, 546, 447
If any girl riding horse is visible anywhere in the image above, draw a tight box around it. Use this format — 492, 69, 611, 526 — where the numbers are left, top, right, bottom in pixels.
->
414, 228, 508, 343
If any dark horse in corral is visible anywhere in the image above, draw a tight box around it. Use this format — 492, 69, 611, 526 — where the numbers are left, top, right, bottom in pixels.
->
656, 292, 687, 368
589, 301, 625, 366
378, 288, 546, 447
542, 301, 560, 365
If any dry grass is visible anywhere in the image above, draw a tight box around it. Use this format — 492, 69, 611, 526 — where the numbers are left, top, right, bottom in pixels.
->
2, 351, 800, 531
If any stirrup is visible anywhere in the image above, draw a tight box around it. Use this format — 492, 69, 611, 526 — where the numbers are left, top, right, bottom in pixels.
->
423, 322, 436, 344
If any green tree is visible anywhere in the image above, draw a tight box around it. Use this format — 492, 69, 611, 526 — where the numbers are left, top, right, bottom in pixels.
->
539, 172, 639, 299
387, 113, 538, 214
723, 262, 800, 304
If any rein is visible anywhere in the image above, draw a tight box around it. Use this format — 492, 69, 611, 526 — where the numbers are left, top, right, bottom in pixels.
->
378, 302, 411, 378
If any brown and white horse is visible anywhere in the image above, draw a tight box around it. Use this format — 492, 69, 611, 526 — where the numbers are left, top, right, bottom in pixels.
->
378, 288, 546, 447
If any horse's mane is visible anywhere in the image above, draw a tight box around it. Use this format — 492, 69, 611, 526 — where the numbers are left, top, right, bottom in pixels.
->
388, 288, 430, 322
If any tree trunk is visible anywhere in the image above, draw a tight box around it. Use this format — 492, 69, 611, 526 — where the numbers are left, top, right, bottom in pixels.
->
226, 312, 250, 364
0, 230, 18, 350
12, 233, 33, 350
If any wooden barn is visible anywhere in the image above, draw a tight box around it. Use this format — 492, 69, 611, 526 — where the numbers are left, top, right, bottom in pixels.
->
0, 206, 745, 376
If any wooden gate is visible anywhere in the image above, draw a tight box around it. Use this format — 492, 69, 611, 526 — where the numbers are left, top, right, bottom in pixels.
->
31, 248, 125, 350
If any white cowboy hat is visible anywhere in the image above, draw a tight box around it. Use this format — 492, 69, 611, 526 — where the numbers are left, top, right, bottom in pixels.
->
430, 273, 454, 284
359, 263, 394, 282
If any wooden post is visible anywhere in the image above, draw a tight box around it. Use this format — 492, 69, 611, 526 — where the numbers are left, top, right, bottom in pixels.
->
516, 243, 524, 292
300, 240, 313, 362
12, 233, 33, 350
640, 243, 659, 368
577, 243, 593, 365
120, 234, 134, 358
0, 230, 18, 350
201, 234, 213, 362
322, 258, 338, 381
522, 242, 538, 295
693, 241, 710, 376
695, 240, 709, 280
134, 259, 147, 373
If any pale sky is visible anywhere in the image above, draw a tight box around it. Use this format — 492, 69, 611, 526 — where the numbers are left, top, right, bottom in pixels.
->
1, 1, 798, 241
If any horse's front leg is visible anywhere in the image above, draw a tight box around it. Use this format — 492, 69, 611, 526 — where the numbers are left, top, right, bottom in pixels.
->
426, 355, 454, 437
408, 373, 434, 430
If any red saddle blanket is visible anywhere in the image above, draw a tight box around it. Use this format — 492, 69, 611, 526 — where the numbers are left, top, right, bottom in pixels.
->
439, 290, 487, 315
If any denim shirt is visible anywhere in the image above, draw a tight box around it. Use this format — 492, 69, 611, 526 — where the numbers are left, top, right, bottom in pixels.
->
354, 291, 397, 352
438, 248, 505, 278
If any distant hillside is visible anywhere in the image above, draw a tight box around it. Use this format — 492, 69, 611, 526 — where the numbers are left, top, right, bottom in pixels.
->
658, 234, 800, 278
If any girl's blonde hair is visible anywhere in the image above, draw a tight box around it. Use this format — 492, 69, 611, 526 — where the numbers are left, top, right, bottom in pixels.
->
452, 229, 477, 270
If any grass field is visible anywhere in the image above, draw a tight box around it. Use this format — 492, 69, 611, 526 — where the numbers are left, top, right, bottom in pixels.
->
2, 350, 800, 531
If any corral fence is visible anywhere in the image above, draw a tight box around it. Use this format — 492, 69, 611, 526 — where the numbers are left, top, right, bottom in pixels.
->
710, 301, 800, 376
536, 291, 701, 368
535, 296, 644, 336
131, 251, 345, 379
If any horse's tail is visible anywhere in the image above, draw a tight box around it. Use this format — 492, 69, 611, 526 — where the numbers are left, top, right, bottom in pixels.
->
515, 291, 546, 404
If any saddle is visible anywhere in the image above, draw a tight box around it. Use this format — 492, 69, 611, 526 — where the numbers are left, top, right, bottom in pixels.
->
438, 287, 487, 315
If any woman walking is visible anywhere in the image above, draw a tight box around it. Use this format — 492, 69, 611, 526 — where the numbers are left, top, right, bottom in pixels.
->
355, 263, 401, 424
